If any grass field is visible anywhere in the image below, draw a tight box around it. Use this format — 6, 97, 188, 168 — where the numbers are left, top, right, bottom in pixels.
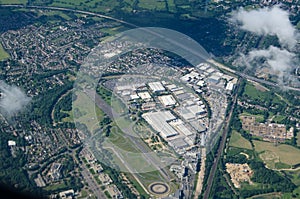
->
72, 92, 105, 133
248, 192, 283, 199
101, 120, 177, 194
253, 140, 300, 168
240, 112, 265, 123
0, 0, 27, 4
229, 130, 252, 150
0, 43, 9, 61
243, 83, 267, 99
243, 82, 282, 104
44, 182, 69, 191
272, 115, 287, 123
138, 0, 166, 10
39, 10, 72, 20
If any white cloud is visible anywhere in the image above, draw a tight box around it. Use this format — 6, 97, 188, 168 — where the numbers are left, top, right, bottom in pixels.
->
246, 46, 296, 72
0, 81, 31, 116
231, 6, 298, 49
235, 46, 299, 86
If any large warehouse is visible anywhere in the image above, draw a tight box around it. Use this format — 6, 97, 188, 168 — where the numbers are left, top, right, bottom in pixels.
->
142, 111, 178, 138
148, 81, 165, 93
158, 95, 177, 107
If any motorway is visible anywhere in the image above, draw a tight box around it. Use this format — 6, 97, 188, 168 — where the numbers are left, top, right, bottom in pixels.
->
208, 59, 300, 92
2, 4, 299, 94
0, 4, 137, 28
2, 4, 299, 198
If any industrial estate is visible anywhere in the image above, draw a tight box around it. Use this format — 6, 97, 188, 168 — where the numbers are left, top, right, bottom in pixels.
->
0, 1, 300, 199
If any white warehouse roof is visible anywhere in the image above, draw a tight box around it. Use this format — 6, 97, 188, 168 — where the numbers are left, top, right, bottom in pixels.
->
148, 82, 165, 92
158, 95, 177, 107
142, 111, 178, 138
138, 91, 152, 100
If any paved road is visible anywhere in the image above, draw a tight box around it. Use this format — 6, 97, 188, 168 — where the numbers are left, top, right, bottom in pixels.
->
79, 163, 106, 199
2, 5, 299, 93
0, 4, 137, 28
202, 79, 241, 199
208, 59, 300, 92
83, 89, 171, 180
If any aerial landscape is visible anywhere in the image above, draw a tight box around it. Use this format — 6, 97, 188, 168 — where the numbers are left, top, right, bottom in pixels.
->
0, 0, 299, 199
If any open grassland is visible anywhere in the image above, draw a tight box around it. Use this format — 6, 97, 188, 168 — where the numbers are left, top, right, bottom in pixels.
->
253, 140, 300, 168
243, 83, 267, 99
240, 112, 265, 123
39, 10, 72, 20
72, 92, 105, 133
229, 130, 252, 150
248, 192, 284, 199
0, 0, 27, 4
0, 43, 9, 61
138, 0, 166, 10
272, 115, 287, 123
243, 82, 282, 104
107, 125, 141, 153
50, 0, 124, 13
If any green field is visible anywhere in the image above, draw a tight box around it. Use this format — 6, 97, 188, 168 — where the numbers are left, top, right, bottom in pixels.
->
272, 115, 287, 123
0, 0, 27, 4
243, 83, 267, 99
248, 192, 284, 199
72, 92, 105, 133
229, 130, 252, 150
50, 0, 121, 13
138, 0, 166, 10
44, 182, 69, 191
0, 43, 9, 61
100, 115, 176, 195
39, 10, 72, 20
243, 82, 282, 104
253, 140, 300, 168
240, 112, 265, 123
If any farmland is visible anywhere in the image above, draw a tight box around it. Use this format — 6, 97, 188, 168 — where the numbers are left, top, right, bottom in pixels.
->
253, 140, 300, 169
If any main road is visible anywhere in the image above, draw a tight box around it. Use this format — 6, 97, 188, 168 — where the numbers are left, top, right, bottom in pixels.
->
79, 162, 106, 199
2, 4, 299, 198
83, 89, 171, 189
2, 4, 299, 93
0, 4, 137, 28
208, 59, 300, 92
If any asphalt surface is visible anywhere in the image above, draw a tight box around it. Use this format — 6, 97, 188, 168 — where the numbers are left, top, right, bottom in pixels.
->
84, 89, 171, 187
79, 163, 106, 199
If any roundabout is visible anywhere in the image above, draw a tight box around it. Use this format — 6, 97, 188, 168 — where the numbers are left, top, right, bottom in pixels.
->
148, 182, 170, 196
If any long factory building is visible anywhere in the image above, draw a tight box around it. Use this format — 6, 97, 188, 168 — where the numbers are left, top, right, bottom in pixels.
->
142, 111, 178, 138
